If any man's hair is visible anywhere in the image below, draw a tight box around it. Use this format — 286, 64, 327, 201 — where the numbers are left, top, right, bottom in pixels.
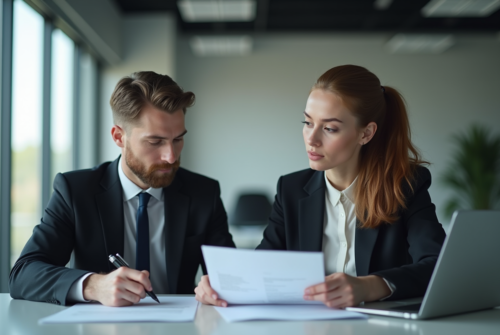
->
110, 71, 195, 127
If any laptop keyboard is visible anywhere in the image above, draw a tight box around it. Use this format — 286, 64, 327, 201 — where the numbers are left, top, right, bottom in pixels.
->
390, 303, 422, 312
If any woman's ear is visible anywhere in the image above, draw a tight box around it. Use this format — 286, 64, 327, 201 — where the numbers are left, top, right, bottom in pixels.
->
359, 122, 377, 145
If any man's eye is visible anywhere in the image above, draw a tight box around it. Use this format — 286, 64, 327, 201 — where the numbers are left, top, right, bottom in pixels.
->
149, 141, 161, 146
174, 138, 183, 143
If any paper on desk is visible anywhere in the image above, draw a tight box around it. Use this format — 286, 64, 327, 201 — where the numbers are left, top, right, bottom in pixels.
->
38, 296, 198, 324
214, 304, 368, 322
202, 245, 325, 304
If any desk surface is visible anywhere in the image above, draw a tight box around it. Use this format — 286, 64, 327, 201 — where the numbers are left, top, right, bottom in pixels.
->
2, 294, 500, 335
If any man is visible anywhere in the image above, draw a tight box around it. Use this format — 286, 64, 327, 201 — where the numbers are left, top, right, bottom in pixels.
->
9, 72, 235, 306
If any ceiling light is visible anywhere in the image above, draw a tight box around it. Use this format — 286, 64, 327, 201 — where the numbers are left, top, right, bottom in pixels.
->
422, 0, 500, 17
190, 36, 253, 56
374, 0, 393, 10
386, 34, 455, 54
178, 1, 256, 22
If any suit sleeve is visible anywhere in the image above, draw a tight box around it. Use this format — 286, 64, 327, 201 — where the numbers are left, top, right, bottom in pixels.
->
200, 181, 236, 275
256, 176, 287, 250
9, 173, 90, 305
371, 168, 446, 300
205, 181, 236, 248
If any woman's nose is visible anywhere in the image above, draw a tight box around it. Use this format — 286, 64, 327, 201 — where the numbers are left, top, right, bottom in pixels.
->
307, 129, 321, 147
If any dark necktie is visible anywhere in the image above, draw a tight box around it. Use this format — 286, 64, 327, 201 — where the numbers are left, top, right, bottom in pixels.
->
136, 192, 151, 273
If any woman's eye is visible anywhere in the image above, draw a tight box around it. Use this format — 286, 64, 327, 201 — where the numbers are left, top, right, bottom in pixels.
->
325, 127, 338, 133
302, 121, 311, 126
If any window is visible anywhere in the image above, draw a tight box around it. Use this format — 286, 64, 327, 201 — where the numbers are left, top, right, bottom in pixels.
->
10, 0, 44, 266
7, 1, 99, 271
50, 29, 74, 180
1, 0, 100, 293
77, 51, 98, 169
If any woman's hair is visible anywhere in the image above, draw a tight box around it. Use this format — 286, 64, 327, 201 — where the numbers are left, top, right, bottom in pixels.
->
110, 71, 195, 130
313, 65, 428, 229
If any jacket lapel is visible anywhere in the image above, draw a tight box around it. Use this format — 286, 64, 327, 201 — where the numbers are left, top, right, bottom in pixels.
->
163, 175, 190, 294
299, 171, 326, 252
96, 158, 125, 273
298, 170, 381, 275
355, 222, 380, 276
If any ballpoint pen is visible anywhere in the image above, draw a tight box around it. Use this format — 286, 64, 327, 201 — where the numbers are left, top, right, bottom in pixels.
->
108, 253, 160, 304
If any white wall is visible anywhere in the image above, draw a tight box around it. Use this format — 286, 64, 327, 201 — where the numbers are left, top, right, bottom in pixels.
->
99, 14, 177, 163
175, 33, 500, 227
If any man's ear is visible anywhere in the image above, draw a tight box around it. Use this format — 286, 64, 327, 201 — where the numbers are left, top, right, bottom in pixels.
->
111, 125, 126, 148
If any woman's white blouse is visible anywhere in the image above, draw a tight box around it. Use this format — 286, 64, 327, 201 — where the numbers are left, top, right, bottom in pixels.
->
322, 172, 358, 277
322, 172, 395, 299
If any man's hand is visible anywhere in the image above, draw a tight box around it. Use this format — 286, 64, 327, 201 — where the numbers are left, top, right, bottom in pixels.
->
194, 275, 227, 307
83, 267, 152, 307
303, 273, 391, 308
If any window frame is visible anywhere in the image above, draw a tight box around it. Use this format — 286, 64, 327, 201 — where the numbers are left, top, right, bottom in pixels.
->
0, 0, 15, 294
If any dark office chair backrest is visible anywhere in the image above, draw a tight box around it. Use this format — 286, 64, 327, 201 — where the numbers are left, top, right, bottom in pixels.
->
231, 193, 272, 226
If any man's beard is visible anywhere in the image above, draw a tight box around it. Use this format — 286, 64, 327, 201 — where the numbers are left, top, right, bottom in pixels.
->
124, 146, 180, 189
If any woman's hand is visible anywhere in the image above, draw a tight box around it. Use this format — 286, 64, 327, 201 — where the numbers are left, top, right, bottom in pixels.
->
303, 273, 391, 308
194, 275, 228, 307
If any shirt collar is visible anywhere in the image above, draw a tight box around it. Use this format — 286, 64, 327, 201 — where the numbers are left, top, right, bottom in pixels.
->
324, 172, 357, 204
118, 157, 163, 202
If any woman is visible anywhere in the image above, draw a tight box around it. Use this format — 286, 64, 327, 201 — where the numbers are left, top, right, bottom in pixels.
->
195, 65, 446, 308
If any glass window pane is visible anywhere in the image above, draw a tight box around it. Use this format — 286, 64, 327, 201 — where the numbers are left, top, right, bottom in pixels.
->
11, 0, 44, 266
51, 29, 74, 180
78, 51, 98, 169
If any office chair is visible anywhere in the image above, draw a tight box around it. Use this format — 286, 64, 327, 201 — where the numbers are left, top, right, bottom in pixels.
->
231, 193, 272, 226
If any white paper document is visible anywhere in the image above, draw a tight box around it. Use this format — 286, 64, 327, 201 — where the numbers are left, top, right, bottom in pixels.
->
38, 296, 198, 324
214, 304, 368, 322
202, 246, 325, 304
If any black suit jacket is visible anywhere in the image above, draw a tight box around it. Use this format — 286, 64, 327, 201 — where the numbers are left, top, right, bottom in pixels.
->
9, 158, 235, 305
257, 166, 446, 300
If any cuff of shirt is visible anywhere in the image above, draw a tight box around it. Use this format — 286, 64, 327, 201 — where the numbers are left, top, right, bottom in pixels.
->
380, 278, 396, 301
67, 273, 94, 303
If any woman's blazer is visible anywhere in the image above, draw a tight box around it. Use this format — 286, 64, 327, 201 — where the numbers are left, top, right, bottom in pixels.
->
256, 165, 446, 300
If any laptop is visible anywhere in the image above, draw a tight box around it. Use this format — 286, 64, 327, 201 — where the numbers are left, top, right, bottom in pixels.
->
346, 210, 500, 320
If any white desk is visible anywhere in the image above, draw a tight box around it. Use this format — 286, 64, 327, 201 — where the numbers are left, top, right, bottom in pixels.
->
2, 294, 499, 335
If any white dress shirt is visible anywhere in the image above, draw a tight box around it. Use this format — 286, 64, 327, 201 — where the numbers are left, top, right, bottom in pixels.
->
322, 173, 394, 299
322, 172, 358, 277
68, 158, 169, 302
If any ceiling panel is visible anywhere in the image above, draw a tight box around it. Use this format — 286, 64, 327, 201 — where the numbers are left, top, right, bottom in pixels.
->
114, 0, 500, 33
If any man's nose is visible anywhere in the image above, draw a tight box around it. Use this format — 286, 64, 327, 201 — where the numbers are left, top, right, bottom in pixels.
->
161, 142, 177, 164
